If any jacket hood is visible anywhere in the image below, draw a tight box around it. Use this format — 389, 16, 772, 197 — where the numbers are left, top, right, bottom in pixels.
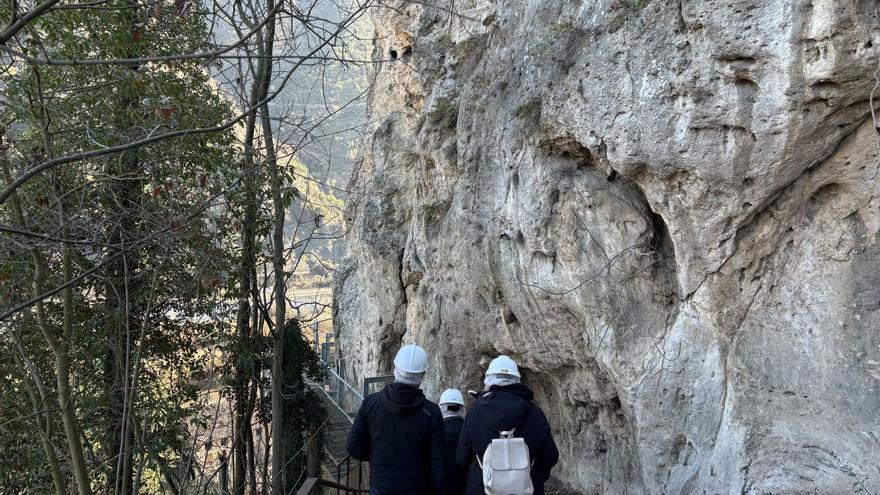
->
488, 382, 534, 401
444, 415, 465, 427
473, 383, 534, 431
379, 382, 427, 416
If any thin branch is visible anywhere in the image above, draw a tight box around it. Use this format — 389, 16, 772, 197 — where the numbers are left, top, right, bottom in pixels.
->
0, 0, 61, 45
0, 0, 371, 206
0, 1, 282, 67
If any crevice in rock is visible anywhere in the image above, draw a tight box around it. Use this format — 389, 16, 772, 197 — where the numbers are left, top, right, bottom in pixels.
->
810, 79, 838, 90
549, 188, 561, 208
376, 248, 409, 372
630, 185, 681, 310
502, 307, 519, 325
538, 133, 595, 168
717, 55, 756, 70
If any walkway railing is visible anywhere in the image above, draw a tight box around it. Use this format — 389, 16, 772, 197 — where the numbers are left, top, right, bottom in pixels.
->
312, 341, 393, 425
294, 477, 369, 495
315, 365, 363, 423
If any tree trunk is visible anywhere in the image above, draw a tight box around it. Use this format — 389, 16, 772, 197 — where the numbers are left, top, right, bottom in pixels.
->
11, 350, 67, 495
220, 451, 230, 494
258, 12, 283, 490
233, 209, 255, 495
306, 432, 320, 479
2, 136, 67, 495
36, 248, 92, 495
233, 13, 275, 488
103, 144, 140, 495
233, 60, 263, 495
246, 379, 258, 495
57, 210, 94, 495
2, 156, 92, 495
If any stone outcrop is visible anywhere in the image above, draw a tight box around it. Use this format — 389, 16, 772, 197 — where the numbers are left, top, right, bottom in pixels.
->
332, 1, 880, 492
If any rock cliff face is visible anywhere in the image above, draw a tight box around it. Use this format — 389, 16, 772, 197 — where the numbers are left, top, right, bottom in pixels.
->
333, 1, 880, 492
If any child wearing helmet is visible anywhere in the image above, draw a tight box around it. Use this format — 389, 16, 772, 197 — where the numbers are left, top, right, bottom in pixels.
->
439, 388, 466, 495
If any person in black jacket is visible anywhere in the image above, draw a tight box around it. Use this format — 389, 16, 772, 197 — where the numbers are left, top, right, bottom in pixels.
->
439, 388, 466, 495
455, 355, 559, 495
347, 344, 446, 495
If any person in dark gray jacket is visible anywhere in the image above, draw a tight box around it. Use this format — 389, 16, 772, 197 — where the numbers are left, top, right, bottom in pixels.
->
439, 388, 466, 495
456, 356, 559, 495
347, 344, 446, 495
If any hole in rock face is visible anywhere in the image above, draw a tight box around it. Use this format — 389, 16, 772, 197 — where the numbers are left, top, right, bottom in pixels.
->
650, 211, 674, 262
538, 134, 594, 168
734, 77, 758, 90
400, 46, 412, 58
389, 49, 398, 59
609, 395, 621, 410
502, 308, 519, 325
719, 55, 757, 70
640, 200, 680, 308
810, 80, 838, 90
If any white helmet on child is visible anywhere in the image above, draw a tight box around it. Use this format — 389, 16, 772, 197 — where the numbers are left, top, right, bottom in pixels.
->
485, 355, 520, 377
439, 388, 465, 406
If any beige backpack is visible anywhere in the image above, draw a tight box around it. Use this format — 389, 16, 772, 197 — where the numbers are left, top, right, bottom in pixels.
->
476, 428, 534, 495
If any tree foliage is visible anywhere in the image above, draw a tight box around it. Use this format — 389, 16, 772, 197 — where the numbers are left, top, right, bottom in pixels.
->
0, 0, 369, 492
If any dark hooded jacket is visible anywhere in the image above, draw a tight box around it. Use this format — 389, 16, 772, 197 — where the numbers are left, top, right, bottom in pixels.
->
443, 415, 465, 495
455, 383, 559, 495
347, 382, 446, 495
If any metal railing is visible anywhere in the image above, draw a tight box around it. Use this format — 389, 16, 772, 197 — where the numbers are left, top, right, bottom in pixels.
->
333, 455, 365, 491
362, 374, 394, 399
315, 365, 364, 423
294, 477, 369, 495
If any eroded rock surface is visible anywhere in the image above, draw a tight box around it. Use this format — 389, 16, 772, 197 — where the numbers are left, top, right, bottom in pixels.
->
333, 1, 880, 493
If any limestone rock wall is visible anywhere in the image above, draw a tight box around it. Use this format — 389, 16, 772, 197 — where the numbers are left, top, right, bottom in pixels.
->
332, 1, 880, 492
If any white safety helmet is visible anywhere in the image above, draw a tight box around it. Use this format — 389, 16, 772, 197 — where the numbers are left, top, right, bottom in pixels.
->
439, 388, 465, 406
393, 343, 428, 374
485, 355, 520, 378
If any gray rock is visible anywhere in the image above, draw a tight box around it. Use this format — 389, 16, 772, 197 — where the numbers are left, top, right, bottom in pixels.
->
334, 1, 880, 493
